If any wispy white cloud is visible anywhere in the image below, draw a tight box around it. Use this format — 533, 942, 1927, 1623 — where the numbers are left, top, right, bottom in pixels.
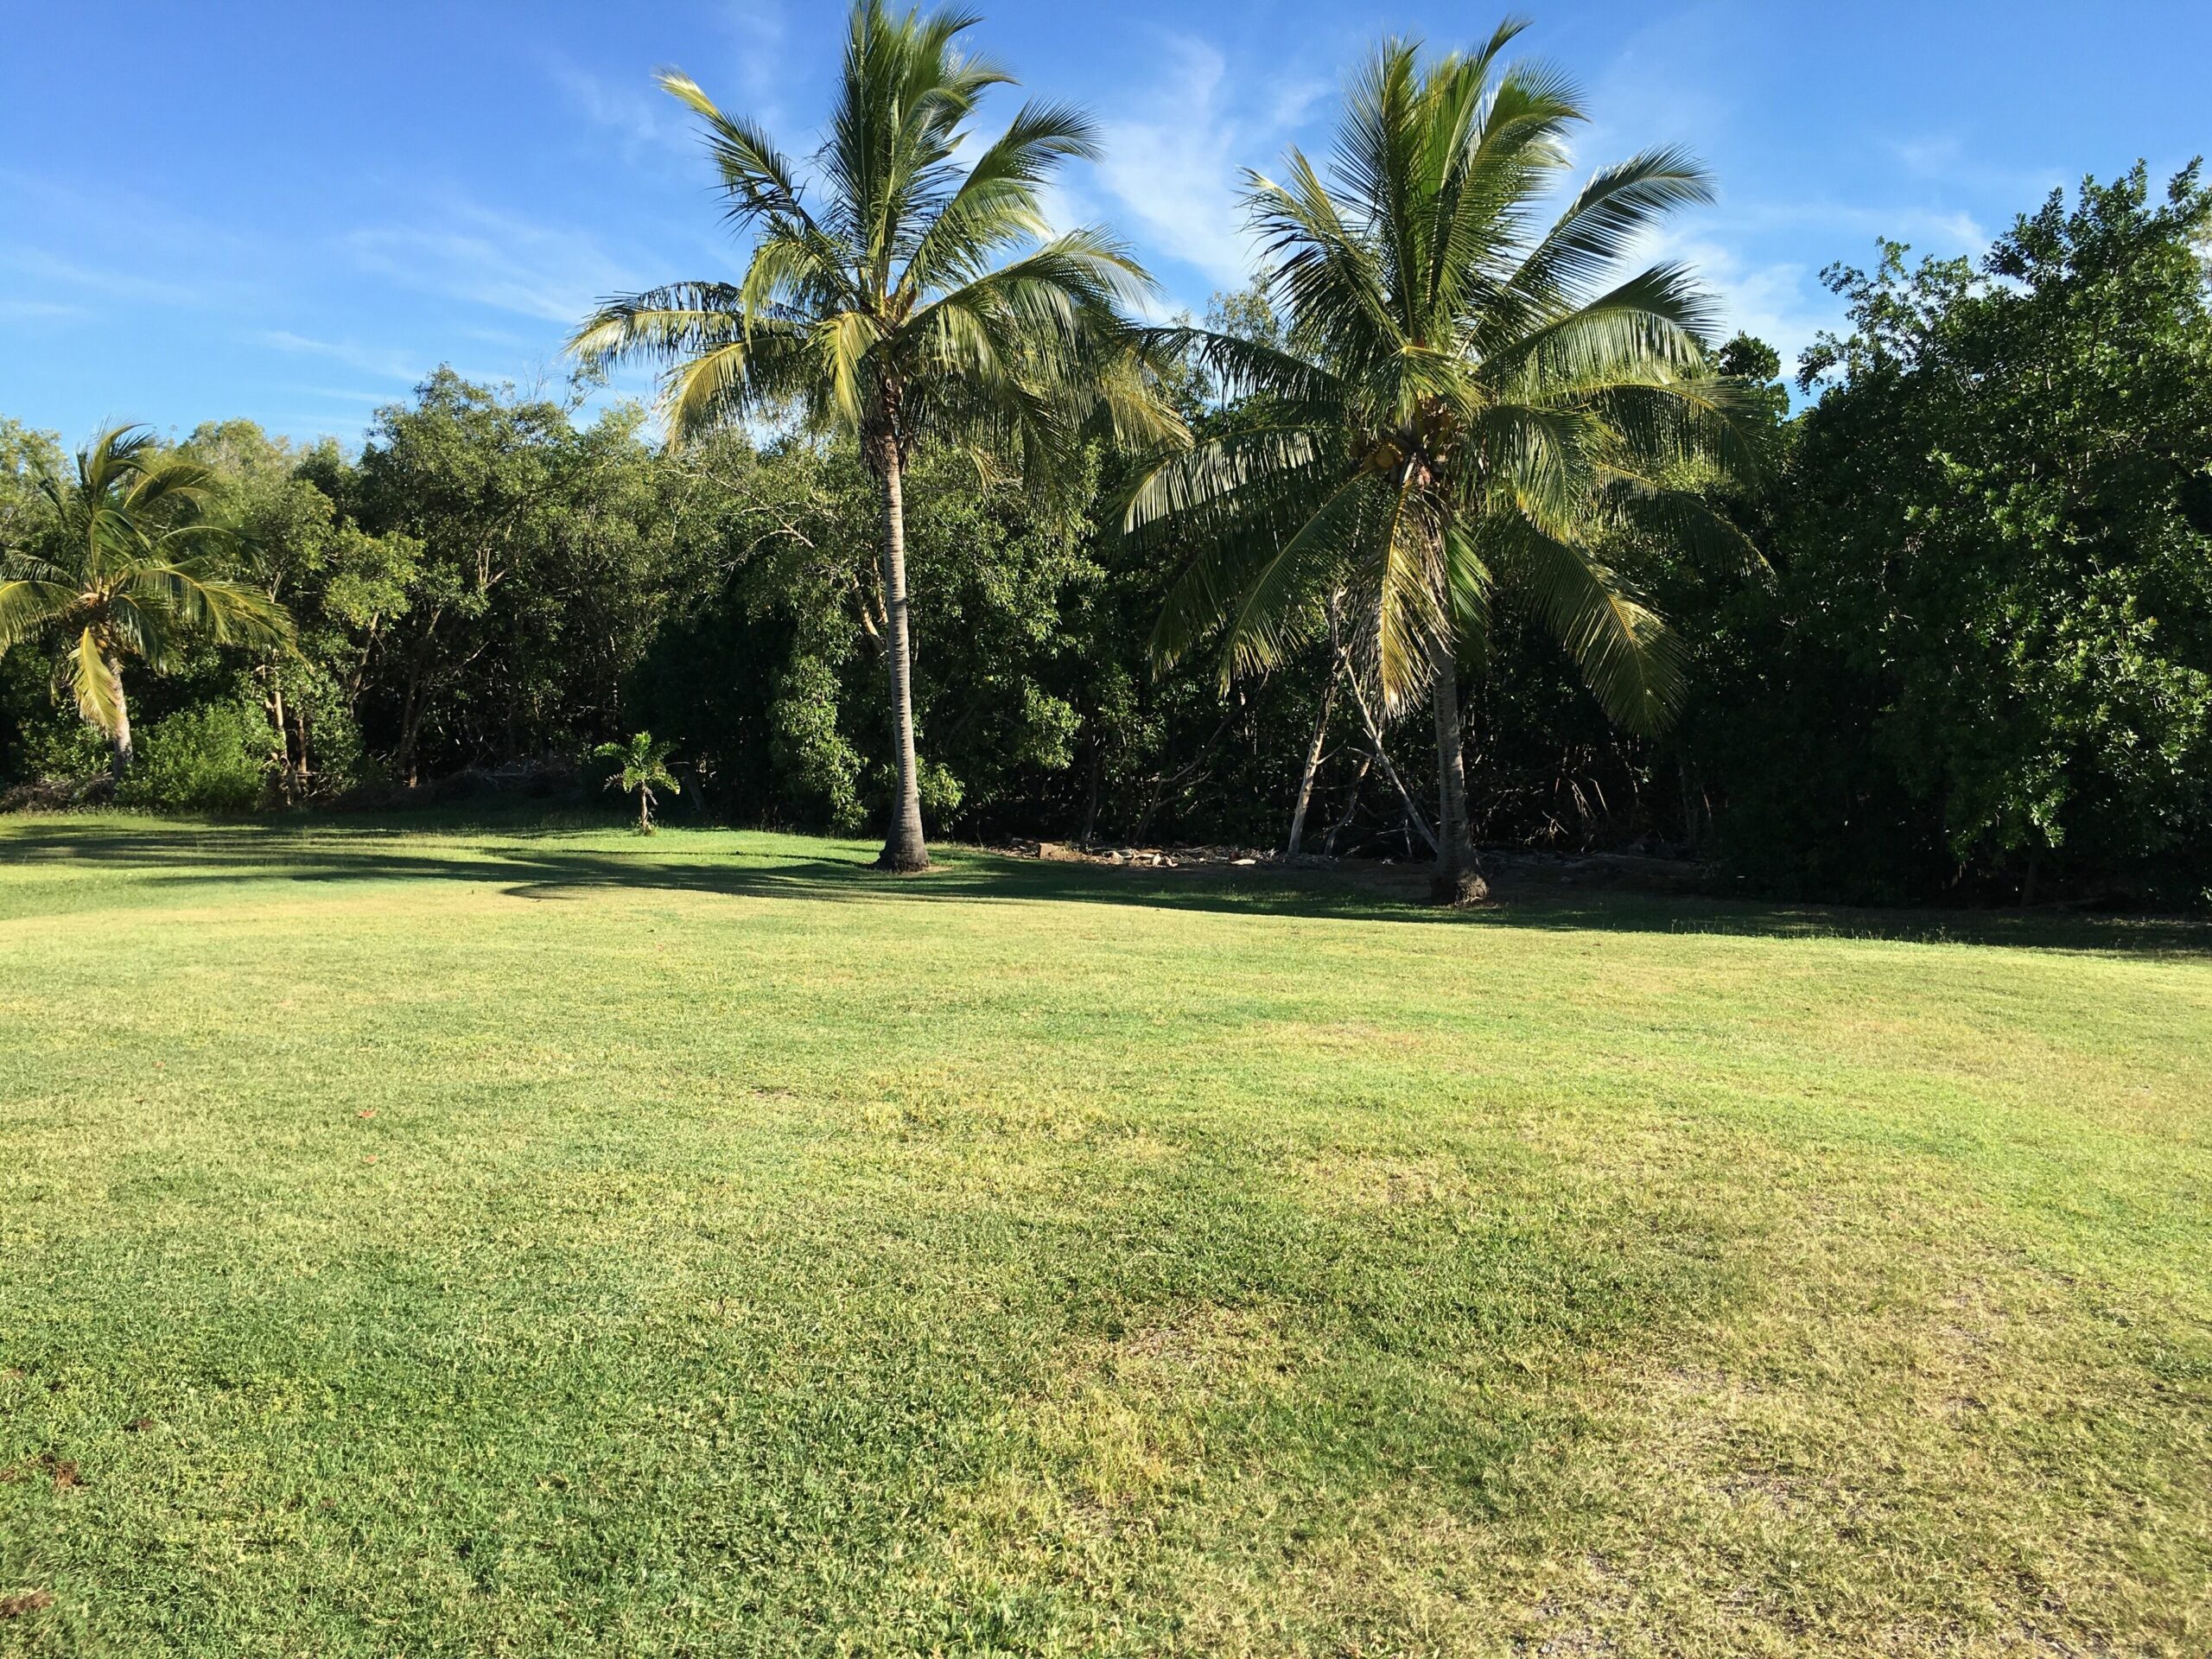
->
721, 0, 792, 130
0, 295, 83, 323
341, 200, 645, 323
288, 385, 399, 406
258, 330, 426, 381
1890, 133, 2066, 202
548, 59, 691, 159
0, 245, 212, 308
1264, 73, 1332, 134
1084, 35, 1286, 296
1553, 10, 2009, 377
1632, 223, 1836, 370
1717, 197, 1988, 254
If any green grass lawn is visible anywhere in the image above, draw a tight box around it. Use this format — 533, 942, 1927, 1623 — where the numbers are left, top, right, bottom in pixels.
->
2, 814, 2208, 1656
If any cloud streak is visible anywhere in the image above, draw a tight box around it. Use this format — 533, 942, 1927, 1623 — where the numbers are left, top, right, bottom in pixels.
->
1074, 30, 1349, 308
342, 201, 645, 325
257, 330, 428, 382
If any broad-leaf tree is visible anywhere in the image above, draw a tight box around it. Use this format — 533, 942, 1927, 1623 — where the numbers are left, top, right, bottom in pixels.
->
572, 0, 1174, 870
0, 424, 293, 778
1766, 164, 2212, 899
1130, 26, 1758, 900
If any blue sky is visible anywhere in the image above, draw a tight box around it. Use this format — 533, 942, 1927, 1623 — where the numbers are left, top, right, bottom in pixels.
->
3, 1, 2206, 446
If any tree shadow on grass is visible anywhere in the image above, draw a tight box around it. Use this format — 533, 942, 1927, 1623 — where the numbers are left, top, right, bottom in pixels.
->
3, 813, 2208, 958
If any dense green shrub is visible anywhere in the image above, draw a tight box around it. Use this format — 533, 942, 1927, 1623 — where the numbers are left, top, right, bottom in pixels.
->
1702, 164, 2212, 903
119, 702, 271, 813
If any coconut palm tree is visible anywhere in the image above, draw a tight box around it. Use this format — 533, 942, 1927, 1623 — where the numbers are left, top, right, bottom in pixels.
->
594, 730, 682, 834
571, 0, 1175, 871
1131, 26, 1760, 901
0, 424, 293, 779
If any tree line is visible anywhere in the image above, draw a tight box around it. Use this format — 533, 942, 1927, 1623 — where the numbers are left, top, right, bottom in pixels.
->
3, 3, 2209, 908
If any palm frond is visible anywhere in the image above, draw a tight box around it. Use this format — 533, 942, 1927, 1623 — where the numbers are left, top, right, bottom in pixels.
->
1372, 479, 1446, 711
1138, 326, 1344, 409
61, 626, 123, 734
1122, 427, 1329, 538
899, 99, 1098, 296
1489, 512, 1684, 734
1186, 471, 1378, 683
1503, 148, 1713, 316
126, 561, 296, 652
1479, 263, 1718, 393
0, 578, 76, 651
569, 283, 751, 366
658, 70, 833, 243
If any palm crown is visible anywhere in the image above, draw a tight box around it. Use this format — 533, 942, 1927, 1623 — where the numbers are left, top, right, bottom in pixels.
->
0, 423, 292, 771
594, 730, 681, 798
571, 1, 1176, 870
1128, 24, 1760, 895
571, 28, 1162, 461
594, 730, 682, 833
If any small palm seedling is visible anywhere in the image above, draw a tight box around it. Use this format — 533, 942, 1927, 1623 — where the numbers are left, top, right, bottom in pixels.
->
594, 731, 682, 834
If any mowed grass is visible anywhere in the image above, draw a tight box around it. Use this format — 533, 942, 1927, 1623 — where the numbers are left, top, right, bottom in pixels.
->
1, 816, 2208, 1657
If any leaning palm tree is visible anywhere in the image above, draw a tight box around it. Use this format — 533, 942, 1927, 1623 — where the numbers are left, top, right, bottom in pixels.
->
572, 0, 1175, 871
0, 424, 293, 779
1132, 26, 1760, 901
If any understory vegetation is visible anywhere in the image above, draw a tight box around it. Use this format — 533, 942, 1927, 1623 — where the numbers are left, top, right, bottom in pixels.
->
2, 161, 2208, 906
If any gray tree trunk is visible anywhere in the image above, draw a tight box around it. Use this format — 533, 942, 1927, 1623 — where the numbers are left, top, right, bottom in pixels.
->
1285, 661, 1338, 856
871, 438, 930, 873
1336, 636, 1436, 855
1427, 633, 1484, 904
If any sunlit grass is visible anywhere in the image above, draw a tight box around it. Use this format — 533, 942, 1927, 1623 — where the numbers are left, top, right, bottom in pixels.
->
1, 814, 2207, 1655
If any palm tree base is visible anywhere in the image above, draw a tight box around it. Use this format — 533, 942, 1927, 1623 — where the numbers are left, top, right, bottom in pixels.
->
874, 849, 931, 874
1429, 868, 1491, 907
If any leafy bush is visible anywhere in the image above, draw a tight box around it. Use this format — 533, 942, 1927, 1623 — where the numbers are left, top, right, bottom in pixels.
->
120, 702, 271, 813
11, 711, 111, 784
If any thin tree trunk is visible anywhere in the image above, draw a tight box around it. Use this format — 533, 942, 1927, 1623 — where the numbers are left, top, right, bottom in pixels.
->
270, 680, 291, 800
105, 652, 133, 780
1079, 741, 1103, 850
870, 435, 929, 872
1286, 659, 1338, 855
1321, 750, 1372, 855
393, 606, 442, 787
1427, 633, 1484, 904
1338, 652, 1436, 855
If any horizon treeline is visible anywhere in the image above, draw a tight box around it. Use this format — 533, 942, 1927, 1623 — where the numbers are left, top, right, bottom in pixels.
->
3, 162, 2210, 907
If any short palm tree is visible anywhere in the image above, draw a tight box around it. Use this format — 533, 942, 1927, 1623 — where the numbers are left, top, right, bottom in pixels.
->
0, 424, 294, 779
1131, 26, 1759, 900
572, 0, 1175, 871
594, 730, 681, 833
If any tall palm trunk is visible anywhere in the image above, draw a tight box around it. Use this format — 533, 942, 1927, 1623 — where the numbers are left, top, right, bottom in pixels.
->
868, 432, 929, 872
1427, 633, 1484, 903
105, 652, 134, 780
